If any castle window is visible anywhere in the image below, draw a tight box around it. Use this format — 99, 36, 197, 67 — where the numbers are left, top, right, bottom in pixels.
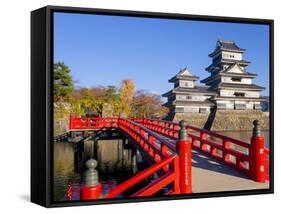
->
254, 104, 262, 110
217, 103, 227, 109
177, 95, 184, 100
186, 95, 192, 100
235, 103, 246, 110
199, 108, 207, 113
234, 92, 245, 97
231, 77, 242, 82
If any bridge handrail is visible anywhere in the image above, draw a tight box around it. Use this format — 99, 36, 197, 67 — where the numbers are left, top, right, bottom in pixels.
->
123, 119, 177, 153
69, 116, 118, 130
133, 118, 250, 148
136, 118, 253, 152
105, 155, 179, 198
118, 121, 166, 161
134, 118, 269, 181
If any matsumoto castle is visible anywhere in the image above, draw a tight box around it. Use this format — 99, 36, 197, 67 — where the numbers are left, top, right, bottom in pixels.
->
163, 39, 265, 115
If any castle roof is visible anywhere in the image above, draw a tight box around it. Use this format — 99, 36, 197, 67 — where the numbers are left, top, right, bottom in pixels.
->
209, 39, 246, 57
169, 68, 199, 82
201, 64, 257, 84
220, 64, 256, 77
215, 82, 265, 91
164, 99, 215, 107
162, 86, 216, 97
206, 59, 251, 72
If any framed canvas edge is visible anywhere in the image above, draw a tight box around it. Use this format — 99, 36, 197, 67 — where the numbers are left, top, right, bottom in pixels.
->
31, 5, 274, 208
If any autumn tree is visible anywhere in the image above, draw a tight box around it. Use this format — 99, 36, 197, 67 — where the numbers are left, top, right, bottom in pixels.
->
89, 87, 106, 100
119, 79, 135, 117
132, 90, 169, 118
53, 62, 74, 102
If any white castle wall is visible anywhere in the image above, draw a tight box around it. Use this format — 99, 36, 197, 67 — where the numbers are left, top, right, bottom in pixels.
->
221, 76, 252, 84
216, 100, 261, 110
176, 94, 210, 101
179, 80, 194, 88
222, 51, 242, 61
175, 105, 211, 113
220, 89, 260, 98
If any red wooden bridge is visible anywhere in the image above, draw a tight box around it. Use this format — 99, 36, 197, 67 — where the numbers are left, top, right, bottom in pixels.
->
67, 116, 270, 199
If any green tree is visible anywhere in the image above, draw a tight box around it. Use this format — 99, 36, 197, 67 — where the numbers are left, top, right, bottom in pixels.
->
74, 88, 104, 116
105, 86, 119, 102
104, 86, 121, 116
53, 62, 74, 101
69, 96, 84, 116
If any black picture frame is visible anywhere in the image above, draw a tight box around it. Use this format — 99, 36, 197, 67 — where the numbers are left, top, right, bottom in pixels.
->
31, 5, 274, 208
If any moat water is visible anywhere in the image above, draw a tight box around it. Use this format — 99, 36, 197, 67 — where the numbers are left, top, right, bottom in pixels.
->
217, 130, 270, 148
53, 132, 155, 202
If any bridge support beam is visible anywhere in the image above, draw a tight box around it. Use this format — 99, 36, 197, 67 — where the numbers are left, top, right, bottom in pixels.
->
250, 120, 266, 182
177, 120, 192, 194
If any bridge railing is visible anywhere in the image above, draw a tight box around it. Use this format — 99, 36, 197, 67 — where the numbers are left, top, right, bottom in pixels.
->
69, 116, 192, 197
105, 155, 180, 198
106, 119, 191, 198
132, 118, 270, 182
69, 115, 118, 130
119, 119, 176, 158
264, 148, 270, 181
110, 119, 191, 196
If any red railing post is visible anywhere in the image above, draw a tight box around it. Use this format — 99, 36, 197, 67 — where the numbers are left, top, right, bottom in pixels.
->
80, 159, 102, 200
250, 120, 266, 182
176, 120, 192, 194
200, 132, 207, 151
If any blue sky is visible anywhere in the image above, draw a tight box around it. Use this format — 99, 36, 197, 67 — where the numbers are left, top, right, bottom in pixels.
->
54, 12, 270, 96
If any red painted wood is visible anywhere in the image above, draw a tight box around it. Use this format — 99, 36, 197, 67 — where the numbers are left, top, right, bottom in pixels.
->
177, 140, 192, 194
138, 118, 270, 182
132, 171, 175, 197
250, 135, 266, 182
80, 183, 102, 200
105, 156, 176, 199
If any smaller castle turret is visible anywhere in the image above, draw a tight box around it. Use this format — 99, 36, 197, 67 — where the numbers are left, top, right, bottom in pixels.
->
162, 68, 216, 115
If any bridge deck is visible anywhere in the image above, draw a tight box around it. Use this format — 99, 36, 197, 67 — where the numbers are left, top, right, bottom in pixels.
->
151, 132, 269, 193
191, 149, 269, 192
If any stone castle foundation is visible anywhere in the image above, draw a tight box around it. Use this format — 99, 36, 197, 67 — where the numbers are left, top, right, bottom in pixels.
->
173, 110, 269, 131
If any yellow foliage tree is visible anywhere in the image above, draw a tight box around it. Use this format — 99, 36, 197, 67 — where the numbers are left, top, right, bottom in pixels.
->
119, 79, 135, 117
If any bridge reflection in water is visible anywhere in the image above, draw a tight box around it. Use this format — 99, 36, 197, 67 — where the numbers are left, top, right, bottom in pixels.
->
53, 130, 157, 201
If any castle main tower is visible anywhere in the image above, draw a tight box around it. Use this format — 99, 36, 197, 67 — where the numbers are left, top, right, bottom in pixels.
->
201, 39, 265, 110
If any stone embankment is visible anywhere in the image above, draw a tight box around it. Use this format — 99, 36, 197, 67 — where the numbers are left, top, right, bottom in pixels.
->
173, 113, 210, 129
54, 118, 69, 137
173, 110, 269, 131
